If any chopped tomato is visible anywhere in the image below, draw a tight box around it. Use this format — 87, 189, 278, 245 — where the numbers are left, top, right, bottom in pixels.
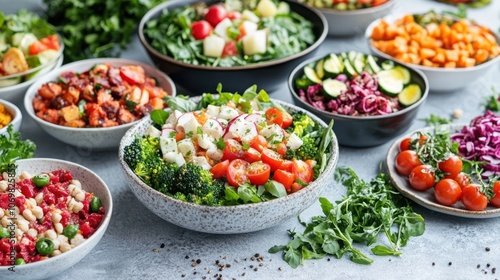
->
246, 162, 271, 186
236, 24, 247, 41
119, 65, 146, 85
227, 11, 241, 20
227, 159, 249, 187
250, 135, 268, 152
265, 107, 283, 127
276, 142, 287, 156
291, 159, 313, 184
222, 139, 244, 161
29, 41, 48, 55
40, 35, 60, 50
273, 169, 295, 191
261, 148, 283, 172
279, 160, 294, 172
281, 111, 293, 129
210, 160, 230, 179
204, 5, 227, 27
222, 41, 238, 57
243, 147, 261, 163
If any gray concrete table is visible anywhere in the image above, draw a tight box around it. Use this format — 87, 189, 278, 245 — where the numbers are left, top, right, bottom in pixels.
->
3, 0, 500, 279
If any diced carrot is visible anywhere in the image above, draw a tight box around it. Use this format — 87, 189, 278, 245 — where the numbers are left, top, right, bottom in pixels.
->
444, 61, 456, 68
422, 59, 434, 67
431, 52, 445, 64
149, 97, 164, 110
419, 48, 437, 59
445, 50, 459, 62
176, 132, 185, 142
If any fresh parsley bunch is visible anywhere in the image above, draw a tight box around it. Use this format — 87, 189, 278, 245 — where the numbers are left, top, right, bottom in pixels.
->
0, 125, 36, 173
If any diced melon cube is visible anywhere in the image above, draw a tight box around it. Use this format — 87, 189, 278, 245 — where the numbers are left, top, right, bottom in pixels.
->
242, 10, 259, 23
243, 30, 267, 56
203, 35, 226, 58
257, 0, 277, 18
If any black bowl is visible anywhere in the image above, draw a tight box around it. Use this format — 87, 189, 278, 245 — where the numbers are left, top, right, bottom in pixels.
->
139, 0, 328, 94
288, 53, 429, 148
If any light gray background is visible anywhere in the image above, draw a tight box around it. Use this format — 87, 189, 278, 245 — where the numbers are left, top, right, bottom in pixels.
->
2, 0, 500, 279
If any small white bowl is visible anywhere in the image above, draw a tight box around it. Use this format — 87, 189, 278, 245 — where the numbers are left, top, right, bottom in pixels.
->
24, 58, 177, 150
0, 99, 22, 136
318, 0, 395, 36
0, 158, 112, 280
118, 97, 339, 234
365, 15, 500, 91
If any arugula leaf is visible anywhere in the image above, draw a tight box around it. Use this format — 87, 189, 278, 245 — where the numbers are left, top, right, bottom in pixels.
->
150, 109, 169, 129
164, 95, 197, 113
0, 126, 36, 173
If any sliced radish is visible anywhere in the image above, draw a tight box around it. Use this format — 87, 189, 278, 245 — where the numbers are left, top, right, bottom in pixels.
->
206, 105, 220, 118
176, 112, 200, 136
223, 114, 247, 140
244, 113, 265, 125
202, 118, 224, 139
164, 109, 182, 128
145, 126, 161, 138
214, 18, 233, 40
161, 128, 176, 139
197, 134, 215, 150
240, 123, 258, 143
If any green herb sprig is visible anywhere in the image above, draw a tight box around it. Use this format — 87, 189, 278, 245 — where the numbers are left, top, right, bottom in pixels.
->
0, 125, 36, 173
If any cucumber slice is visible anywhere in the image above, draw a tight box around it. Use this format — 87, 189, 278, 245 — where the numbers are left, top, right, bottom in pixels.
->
315, 59, 325, 80
0, 76, 22, 88
343, 58, 357, 78
381, 60, 395, 70
377, 69, 404, 97
347, 51, 358, 63
367, 55, 381, 73
398, 84, 422, 107
352, 53, 366, 74
324, 54, 344, 77
393, 66, 411, 85
304, 66, 322, 84
322, 78, 347, 98
295, 77, 311, 89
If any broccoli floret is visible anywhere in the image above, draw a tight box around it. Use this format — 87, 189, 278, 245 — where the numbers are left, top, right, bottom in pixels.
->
288, 112, 315, 137
150, 161, 178, 194
285, 136, 317, 161
172, 163, 225, 206
124, 136, 163, 184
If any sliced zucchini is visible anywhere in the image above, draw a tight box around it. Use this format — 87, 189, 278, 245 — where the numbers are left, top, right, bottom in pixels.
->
398, 84, 422, 107
367, 55, 381, 73
0, 76, 22, 88
352, 53, 366, 74
393, 66, 411, 85
322, 78, 347, 98
295, 77, 311, 89
304, 66, 322, 84
315, 59, 325, 79
347, 51, 358, 63
343, 58, 357, 78
323, 54, 344, 77
377, 69, 404, 97
381, 60, 395, 70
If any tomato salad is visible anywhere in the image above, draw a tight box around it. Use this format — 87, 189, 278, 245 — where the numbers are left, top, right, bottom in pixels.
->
32, 63, 170, 128
0, 169, 105, 266
124, 85, 334, 206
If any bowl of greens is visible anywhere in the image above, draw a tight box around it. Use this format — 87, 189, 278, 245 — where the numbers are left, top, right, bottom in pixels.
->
139, 0, 327, 94
118, 84, 339, 234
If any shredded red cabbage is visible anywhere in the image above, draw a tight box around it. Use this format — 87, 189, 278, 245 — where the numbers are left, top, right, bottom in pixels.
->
450, 110, 500, 178
299, 72, 401, 116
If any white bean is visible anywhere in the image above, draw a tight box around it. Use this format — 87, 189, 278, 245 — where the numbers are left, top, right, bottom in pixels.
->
68, 184, 76, 194
45, 229, 57, 240
71, 180, 82, 189
0, 181, 8, 192
27, 228, 37, 238
74, 190, 85, 202
18, 220, 29, 233
70, 233, 85, 246
15, 228, 23, 238
57, 235, 68, 244
51, 239, 60, 250
54, 223, 63, 234
51, 250, 62, 257
14, 190, 22, 197
72, 202, 83, 213
0, 209, 4, 219
35, 192, 44, 205
31, 206, 43, 220
59, 243, 71, 253
18, 171, 31, 180
1, 216, 9, 227
52, 212, 62, 224
22, 209, 36, 222
26, 198, 36, 208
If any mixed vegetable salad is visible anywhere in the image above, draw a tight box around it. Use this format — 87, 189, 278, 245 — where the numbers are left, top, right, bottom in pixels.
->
0, 10, 61, 87
295, 51, 422, 116
124, 85, 334, 206
32, 63, 170, 128
370, 10, 500, 68
143, 0, 315, 67
0, 169, 105, 265
300, 0, 390, 10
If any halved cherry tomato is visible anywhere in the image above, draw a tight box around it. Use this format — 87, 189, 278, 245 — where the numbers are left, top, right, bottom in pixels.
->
395, 150, 422, 176
279, 160, 294, 172
461, 184, 488, 211
438, 154, 463, 178
276, 142, 287, 156
291, 159, 313, 185
120, 65, 146, 85
243, 147, 261, 163
408, 165, 435, 191
227, 159, 249, 187
265, 107, 283, 127
281, 111, 293, 129
490, 181, 500, 208
246, 162, 271, 186
250, 135, 268, 152
222, 139, 244, 161
261, 148, 283, 172
399, 137, 412, 152
205, 5, 227, 27
434, 179, 462, 206
450, 172, 470, 190
40, 35, 60, 50
29, 41, 48, 55
273, 169, 295, 191
222, 41, 238, 57
227, 11, 241, 20
210, 160, 229, 179
291, 182, 303, 193
191, 20, 213, 40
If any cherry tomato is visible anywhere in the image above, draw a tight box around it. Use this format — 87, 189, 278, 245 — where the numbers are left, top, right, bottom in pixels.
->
265, 107, 283, 127
222, 41, 238, 57
250, 135, 268, 152
291, 182, 303, 193
276, 142, 287, 156
395, 150, 422, 176
261, 148, 283, 172
438, 154, 463, 178
399, 137, 412, 152
222, 139, 244, 161
409, 165, 435, 191
191, 20, 213, 40
461, 184, 488, 211
40, 35, 60, 50
29, 41, 48, 55
246, 162, 271, 186
205, 5, 227, 27
450, 172, 470, 190
227, 159, 249, 187
210, 160, 229, 179
279, 160, 294, 172
273, 169, 295, 191
434, 179, 462, 206
227, 11, 241, 20
243, 147, 261, 163
120, 65, 146, 85
291, 159, 313, 185
418, 134, 428, 145
490, 181, 500, 208
281, 111, 293, 129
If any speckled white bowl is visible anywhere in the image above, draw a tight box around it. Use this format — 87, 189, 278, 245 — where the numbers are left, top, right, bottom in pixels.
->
0, 99, 22, 136
118, 98, 339, 234
366, 14, 500, 91
0, 158, 112, 280
24, 58, 177, 150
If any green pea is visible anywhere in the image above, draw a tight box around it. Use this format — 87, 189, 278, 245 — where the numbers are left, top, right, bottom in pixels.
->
32, 174, 50, 188
35, 238, 54, 256
15, 258, 26, 265
0, 228, 9, 238
62, 224, 79, 239
90, 196, 102, 213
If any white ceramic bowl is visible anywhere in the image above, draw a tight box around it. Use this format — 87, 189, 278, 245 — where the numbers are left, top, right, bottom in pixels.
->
366, 15, 500, 92
0, 99, 22, 136
24, 58, 177, 150
118, 98, 339, 234
0, 158, 112, 280
318, 0, 395, 36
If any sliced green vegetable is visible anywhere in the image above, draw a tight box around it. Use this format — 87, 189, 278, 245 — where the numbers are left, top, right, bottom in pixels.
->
352, 53, 366, 74
398, 84, 422, 107
367, 55, 382, 73
322, 78, 347, 98
304, 66, 322, 84
342, 58, 357, 78
0, 77, 21, 88
377, 69, 404, 97
315, 59, 325, 79
323, 53, 343, 76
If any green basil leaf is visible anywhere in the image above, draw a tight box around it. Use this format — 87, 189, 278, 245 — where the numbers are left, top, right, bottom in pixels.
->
150, 109, 169, 128
265, 180, 287, 198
